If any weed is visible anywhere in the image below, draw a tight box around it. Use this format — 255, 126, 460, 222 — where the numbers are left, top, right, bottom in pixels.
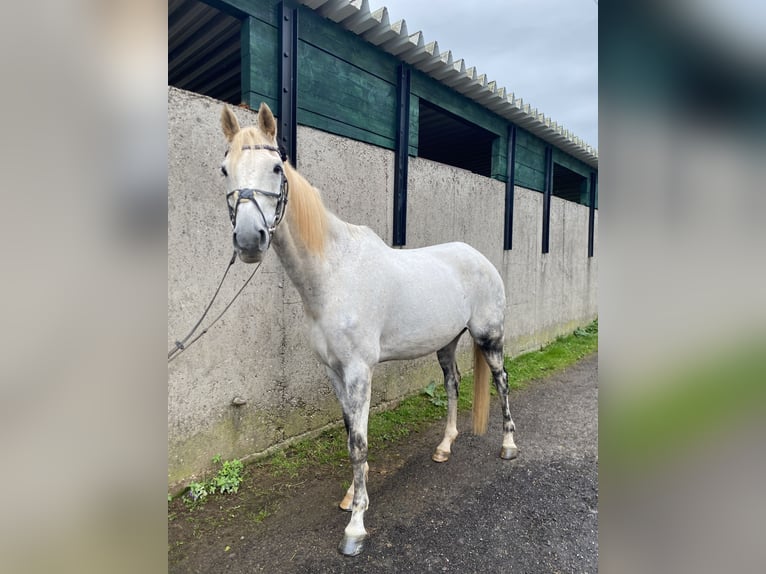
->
183, 455, 245, 506
213, 458, 244, 494
422, 380, 447, 407
169, 321, 598, 560
187, 481, 210, 502
247, 506, 274, 524
174, 320, 597, 513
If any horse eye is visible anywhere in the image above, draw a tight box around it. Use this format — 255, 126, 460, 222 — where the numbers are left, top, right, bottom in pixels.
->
221, 166, 228, 177
273, 164, 282, 174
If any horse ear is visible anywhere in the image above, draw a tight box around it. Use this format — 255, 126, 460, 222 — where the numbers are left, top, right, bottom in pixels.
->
258, 102, 277, 141
221, 105, 240, 142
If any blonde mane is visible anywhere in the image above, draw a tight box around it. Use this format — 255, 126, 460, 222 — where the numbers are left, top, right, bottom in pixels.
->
227, 126, 328, 256
283, 161, 328, 256
227, 126, 270, 166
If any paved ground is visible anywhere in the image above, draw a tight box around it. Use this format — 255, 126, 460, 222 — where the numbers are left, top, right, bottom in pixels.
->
169, 353, 598, 573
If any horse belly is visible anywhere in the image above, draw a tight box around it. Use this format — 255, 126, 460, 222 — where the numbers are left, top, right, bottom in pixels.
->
377, 292, 469, 362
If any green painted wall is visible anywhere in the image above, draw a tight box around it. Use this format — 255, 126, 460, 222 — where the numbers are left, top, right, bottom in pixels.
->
241, 15, 278, 110
296, 7, 400, 149
515, 128, 546, 192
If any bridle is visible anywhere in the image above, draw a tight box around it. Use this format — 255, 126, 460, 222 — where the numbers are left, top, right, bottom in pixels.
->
225, 144, 289, 237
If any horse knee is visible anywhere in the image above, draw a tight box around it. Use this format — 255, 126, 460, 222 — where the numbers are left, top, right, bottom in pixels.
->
348, 431, 368, 464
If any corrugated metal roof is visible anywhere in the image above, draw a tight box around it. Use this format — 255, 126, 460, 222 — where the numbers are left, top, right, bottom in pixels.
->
298, 0, 598, 168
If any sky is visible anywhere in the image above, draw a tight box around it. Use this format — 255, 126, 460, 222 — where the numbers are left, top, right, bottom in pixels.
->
368, 0, 599, 150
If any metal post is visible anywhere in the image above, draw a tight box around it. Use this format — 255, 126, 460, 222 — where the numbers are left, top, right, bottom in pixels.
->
279, 2, 298, 166
393, 64, 411, 247
542, 145, 552, 254
588, 171, 597, 257
504, 124, 517, 250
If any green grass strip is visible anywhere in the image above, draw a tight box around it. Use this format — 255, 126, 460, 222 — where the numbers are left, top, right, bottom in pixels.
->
259, 320, 598, 478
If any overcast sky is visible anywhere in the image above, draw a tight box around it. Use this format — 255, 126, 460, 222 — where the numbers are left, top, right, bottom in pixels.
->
368, 0, 599, 150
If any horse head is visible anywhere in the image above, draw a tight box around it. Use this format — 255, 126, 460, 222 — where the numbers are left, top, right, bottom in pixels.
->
220, 103, 288, 264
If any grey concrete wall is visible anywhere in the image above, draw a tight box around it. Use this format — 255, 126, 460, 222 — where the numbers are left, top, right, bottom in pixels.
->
168, 87, 597, 487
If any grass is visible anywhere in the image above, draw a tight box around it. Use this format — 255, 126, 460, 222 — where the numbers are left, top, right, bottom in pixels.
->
505, 319, 598, 389
254, 319, 598, 477
168, 320, 597, 558
171, 320, 598, 504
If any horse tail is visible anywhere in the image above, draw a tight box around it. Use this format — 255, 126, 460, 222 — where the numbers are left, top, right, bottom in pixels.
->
472, 340, 490, 435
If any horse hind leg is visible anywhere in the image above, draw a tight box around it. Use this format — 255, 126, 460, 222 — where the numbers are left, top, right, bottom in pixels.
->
476, 334, 518, 460
432, 334, 463, 463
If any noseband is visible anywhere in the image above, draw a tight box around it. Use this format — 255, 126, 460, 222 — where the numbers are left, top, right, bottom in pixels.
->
226, 144, 289, 237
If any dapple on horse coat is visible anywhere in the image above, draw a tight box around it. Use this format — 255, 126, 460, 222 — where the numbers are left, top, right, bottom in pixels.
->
219, 103, 518, 556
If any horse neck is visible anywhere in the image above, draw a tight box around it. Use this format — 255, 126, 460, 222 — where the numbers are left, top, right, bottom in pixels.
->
271, 211, 342, 314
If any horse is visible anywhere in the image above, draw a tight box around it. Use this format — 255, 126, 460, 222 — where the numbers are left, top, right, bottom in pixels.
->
218, 102, 518, 556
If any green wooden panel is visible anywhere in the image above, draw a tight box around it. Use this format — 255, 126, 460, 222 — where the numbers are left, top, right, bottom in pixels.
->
515, 145, 545, 171
297, 41, 397, 147
298, 7, 399, 84
514, 127, 546, 191
491, 136, 508, 182
297, 108, 395, 149
241, 15, 278, 109
515, 163, 545, 192
516, 127, 546, 153
408, 93, 419, 156
411, 71, 505, 136
580, 178, 589, 205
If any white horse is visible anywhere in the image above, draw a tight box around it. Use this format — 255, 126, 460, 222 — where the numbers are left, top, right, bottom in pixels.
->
219, 103, 518, 556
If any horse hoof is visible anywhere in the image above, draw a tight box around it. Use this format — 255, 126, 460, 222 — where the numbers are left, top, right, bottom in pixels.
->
500, 446, 518, 460
431, 449, 450, 463
339, 495, 353, 511
338, 533, 367, 556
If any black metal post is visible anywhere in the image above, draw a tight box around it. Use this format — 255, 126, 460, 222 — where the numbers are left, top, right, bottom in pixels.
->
393, 64, 411, 246
542, 145, 552, 254
504, 124, 517, 250
279, 2, 298, 166
588, 171, 597, 257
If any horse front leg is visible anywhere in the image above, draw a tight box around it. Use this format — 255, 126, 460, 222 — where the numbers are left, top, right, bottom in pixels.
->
339, 462, 368, 511
331, 363, 372, 556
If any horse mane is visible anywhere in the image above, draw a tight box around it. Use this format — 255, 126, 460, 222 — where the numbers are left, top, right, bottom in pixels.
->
229, 127, 328, 256
284, 161, 328, 256
227, 126, 263, 166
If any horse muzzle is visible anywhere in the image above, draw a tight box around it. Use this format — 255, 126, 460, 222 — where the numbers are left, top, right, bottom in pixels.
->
232, 203, 271, 263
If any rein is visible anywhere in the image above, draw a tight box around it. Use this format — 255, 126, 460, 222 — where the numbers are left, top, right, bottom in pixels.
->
168, 252, 262, 363
168, 144, 287, 363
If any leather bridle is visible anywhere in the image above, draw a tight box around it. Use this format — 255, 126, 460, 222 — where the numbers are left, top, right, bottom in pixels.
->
225, 144, 289, 236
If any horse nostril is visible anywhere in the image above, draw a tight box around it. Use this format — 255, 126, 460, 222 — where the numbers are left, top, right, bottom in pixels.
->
258, 229, 269, 249
233, 229, 268, 252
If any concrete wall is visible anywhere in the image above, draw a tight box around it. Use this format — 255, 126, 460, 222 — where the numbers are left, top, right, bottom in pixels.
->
168, 87, 597, 487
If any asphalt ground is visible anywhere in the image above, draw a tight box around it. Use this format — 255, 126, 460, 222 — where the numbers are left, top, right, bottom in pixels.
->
169, 353, 598, 573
